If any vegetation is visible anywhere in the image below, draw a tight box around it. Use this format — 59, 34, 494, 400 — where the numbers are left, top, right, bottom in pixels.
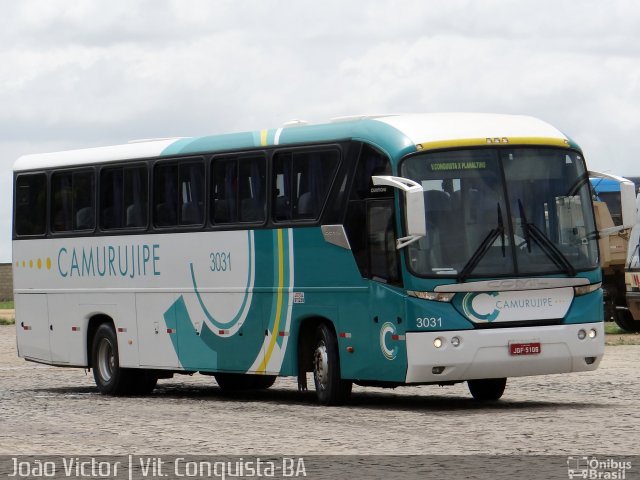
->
605, 322, 628, 335
0, 300, 15, 325
0, 300, 14, 309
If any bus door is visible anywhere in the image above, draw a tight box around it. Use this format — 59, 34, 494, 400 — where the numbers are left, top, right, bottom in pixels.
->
366, 199, 407, 381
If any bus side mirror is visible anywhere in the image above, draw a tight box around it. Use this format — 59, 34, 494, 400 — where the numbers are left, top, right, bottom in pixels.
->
372, 175, 426, 248
589, 171, 637, 236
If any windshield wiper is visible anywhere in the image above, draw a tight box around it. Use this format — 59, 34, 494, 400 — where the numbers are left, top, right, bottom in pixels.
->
518, 200, 576, 276
458, 203, 505, 282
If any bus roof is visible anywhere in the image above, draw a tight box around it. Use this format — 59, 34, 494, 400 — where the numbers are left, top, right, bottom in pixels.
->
13, 113, 576, 172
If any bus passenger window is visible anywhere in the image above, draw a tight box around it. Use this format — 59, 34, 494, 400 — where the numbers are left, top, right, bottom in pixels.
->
212, 159, 236, 223
179, 162, 204, 225
211, 155, 266, 224
272, 149, 339, 222
100, 165, 147, 230
73, 171, 95, 230
154, 159, 204, 228
238, 157, 265, 222
52, 172, 73, 232
154, 164, 178, 227
15, 173, 47, 236
124, 166, 147, 228
51, 170, 95, 232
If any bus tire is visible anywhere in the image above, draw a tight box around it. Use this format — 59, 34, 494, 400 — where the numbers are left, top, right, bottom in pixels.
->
313, 323, 352, 405
467, 378, 507, 401
91, 323, 136, 395
215, 373, 276, 390
614, 309, 640, 333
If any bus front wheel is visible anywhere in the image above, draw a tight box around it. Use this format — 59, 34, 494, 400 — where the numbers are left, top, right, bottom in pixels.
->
467, 378, 507, 401
313, 323, 352, 405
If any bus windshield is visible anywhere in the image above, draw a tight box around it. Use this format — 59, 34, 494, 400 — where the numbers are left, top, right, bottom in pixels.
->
401, 147, 599, 278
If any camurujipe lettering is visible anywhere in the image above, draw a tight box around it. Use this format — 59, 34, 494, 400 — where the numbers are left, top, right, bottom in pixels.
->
496, 297, 553, 309
57, 244, 160, 279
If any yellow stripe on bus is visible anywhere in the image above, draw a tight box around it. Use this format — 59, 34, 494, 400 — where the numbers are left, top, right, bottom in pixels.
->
257, 229, 285, 373
416, 136, 570, 151
260, 129, 268, 146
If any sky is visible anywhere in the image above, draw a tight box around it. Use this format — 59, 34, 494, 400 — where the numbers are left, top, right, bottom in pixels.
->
2, 0, 640, 262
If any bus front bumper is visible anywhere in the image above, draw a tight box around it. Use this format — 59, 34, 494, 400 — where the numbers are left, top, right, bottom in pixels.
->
405, 322, 604, 383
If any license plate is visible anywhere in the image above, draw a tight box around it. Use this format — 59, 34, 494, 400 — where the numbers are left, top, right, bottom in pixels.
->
509, 342, 541, 356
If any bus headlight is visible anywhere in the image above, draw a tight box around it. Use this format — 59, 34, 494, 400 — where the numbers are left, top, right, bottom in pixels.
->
588, 329, 597, 339
408, 291, 455, 302
433, 337, 444, 348
451, 336, 461, 347
577, 329, 587, 340
574, 282, 601, 296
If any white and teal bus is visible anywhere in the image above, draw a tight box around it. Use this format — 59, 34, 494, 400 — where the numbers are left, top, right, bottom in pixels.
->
13, 113, 605, 405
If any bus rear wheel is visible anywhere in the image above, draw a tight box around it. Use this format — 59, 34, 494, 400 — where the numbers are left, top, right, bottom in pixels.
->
92, 323, 157, 395
467, 378, 507, 401
313, 323, 352, 406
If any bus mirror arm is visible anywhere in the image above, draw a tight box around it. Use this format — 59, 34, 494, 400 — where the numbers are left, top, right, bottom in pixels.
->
372, 176, 426, 249
396, 235, 423, 249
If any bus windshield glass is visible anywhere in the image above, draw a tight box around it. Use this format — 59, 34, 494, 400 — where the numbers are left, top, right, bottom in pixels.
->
401, 147, 598, 278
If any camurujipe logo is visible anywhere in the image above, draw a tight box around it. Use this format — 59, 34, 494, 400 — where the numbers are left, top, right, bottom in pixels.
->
380, 322, 398, 360
463, 292, 500, 322
567, 456, 632, 479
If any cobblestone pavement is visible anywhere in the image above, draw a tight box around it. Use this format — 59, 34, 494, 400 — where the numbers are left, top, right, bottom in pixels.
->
0, 325, 638, 456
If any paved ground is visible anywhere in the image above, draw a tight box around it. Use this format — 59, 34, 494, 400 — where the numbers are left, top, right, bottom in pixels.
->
0, 324, 638, 456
